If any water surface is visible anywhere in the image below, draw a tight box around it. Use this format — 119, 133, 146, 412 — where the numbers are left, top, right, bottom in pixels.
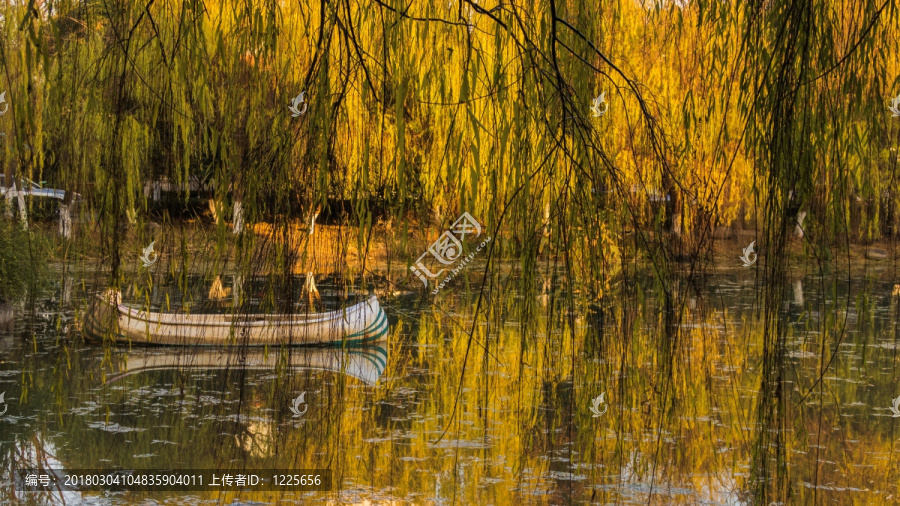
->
0, 270, 898, 503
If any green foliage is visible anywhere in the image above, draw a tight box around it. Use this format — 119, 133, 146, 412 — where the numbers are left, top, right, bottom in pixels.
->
0, 214, 41, 303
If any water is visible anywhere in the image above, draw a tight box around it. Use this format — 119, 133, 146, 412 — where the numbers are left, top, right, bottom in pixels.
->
1, 270, 899, 503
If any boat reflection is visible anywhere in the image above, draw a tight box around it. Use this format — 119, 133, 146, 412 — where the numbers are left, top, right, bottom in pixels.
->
101, 343, 388, 386
24, 342, 392, 474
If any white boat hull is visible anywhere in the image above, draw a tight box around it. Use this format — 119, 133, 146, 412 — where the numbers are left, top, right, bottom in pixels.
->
83, 290, 388, 346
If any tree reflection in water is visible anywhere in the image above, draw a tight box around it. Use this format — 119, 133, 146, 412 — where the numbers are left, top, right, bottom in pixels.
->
1, 271, 896, 503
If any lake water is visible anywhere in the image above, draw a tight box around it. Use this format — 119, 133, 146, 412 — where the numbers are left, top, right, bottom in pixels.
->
0, 269, 898, 503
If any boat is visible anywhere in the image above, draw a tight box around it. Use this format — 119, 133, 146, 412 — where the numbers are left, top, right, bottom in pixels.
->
83, 289, 389, 346
101, 344, 388, 386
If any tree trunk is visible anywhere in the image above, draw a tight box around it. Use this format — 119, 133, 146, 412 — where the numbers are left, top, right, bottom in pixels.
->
59, 190, 75, 238
233, 274, 242, 306
15, 181, 27, 230
793, 211, 807, 239
792, 279, 804, 306
233, 200, 244, 234
59, 203, 72, 238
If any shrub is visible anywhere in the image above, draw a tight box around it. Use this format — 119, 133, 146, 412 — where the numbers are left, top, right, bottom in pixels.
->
0, 213, 40, 304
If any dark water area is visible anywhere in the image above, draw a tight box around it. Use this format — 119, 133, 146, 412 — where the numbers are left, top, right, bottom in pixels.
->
0, 270, 899, 504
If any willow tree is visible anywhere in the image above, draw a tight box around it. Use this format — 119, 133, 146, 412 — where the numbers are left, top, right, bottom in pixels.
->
1, 0, 898, 499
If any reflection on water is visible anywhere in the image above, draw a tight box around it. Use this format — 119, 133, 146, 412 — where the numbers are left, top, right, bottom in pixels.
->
0, 272, 899, 503
103, 345, 387, 386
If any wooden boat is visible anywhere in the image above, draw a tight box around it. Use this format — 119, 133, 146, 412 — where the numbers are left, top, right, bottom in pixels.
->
101, 344, 388, 386
83, 290, 388, 346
